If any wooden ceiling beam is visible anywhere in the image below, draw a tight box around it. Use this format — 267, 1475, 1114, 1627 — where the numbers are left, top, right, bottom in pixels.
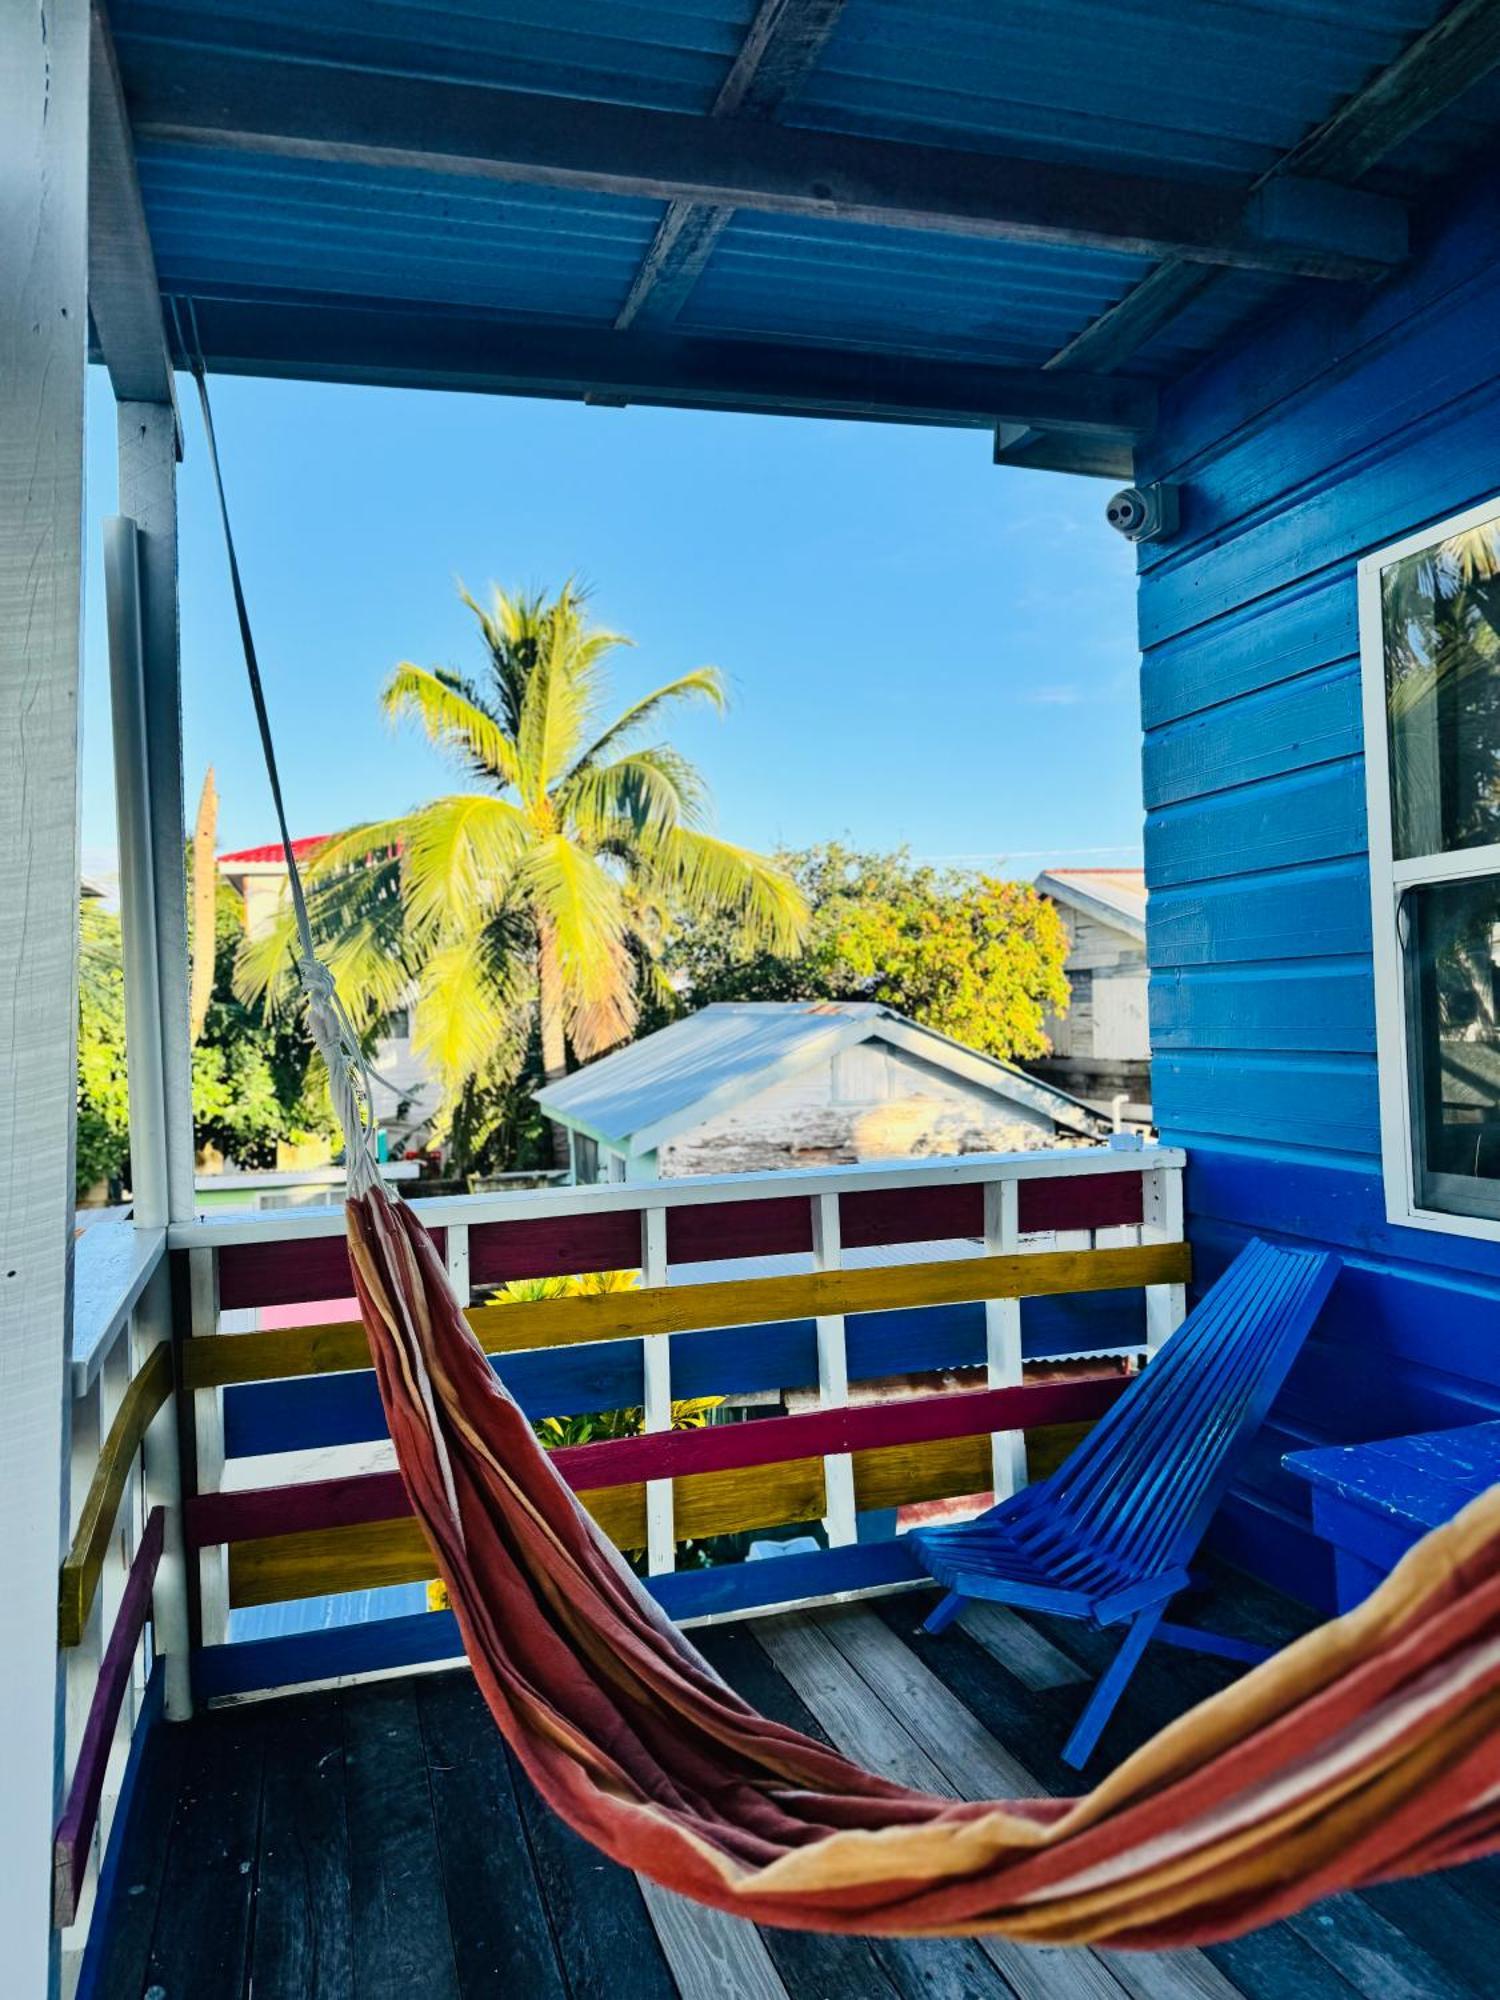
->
616, 0, 850, 331
170, 294, 1157, 440
128, 48, 1406, 280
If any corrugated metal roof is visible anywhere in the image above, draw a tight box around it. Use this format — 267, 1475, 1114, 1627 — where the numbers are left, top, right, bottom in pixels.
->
1037, 868, 1148, 938
108, 0, 1496, 430
536, 1000, 1102, 1149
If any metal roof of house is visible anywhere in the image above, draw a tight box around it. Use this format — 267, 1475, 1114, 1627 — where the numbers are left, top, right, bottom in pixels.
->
535, 1000, 1104, 1153
1035, 867, 1148, 941
94, 0, 1500, 475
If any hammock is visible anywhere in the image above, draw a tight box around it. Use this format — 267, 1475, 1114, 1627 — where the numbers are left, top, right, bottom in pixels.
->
188, 348, 1500, 1951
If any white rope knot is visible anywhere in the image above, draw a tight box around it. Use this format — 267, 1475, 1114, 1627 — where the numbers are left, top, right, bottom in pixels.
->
297, 952, 384, 1199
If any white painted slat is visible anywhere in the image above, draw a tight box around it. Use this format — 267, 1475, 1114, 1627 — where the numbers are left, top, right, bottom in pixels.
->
1143, 1163, 1187, 1353
811, 1191, 856, 1546
641, 1206, 675, 1575
983, 1179, 1027, 1501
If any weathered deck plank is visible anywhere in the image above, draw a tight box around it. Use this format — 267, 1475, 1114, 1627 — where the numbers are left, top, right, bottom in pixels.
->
249, 1691, 355, 1999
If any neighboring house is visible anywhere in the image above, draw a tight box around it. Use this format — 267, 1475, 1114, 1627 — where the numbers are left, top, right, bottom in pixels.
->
536, 1001, 1109, 1183
1030, 869, 1151, 1127
217, 837, 439, 1149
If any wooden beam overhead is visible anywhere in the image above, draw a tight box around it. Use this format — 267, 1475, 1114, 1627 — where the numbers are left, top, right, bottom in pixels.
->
88, 2, 177, 413
172, 294, 1157, 439
617, 0, 849, 331
1046, 0, 1500, 377
128, 47, 1407, 280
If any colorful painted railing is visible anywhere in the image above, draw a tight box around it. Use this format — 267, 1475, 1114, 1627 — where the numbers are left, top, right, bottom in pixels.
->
164, 1144, 1187, 1698
52, 1216, 189, 1970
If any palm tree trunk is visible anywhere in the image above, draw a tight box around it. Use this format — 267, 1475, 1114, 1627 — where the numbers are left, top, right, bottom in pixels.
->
538, 926, 571, 1170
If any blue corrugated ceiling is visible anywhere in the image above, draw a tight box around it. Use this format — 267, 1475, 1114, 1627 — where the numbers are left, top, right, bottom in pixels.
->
108, 0, 1490, 423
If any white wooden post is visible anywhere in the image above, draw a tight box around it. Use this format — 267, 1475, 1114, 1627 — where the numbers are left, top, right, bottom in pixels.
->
984, 1180, 1028, 1501
191, 1250, 231, 1646
444, 1222, 471, 1306
811, 1192, 857, 1545
0, 0, 88, 1986
640, 1206, 675, 1574
136, 1262, 192, 1719
1142, 1158, 1187, 1354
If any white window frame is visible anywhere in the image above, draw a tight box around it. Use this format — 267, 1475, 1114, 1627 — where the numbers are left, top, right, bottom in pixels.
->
1360, 492, 1500, 1241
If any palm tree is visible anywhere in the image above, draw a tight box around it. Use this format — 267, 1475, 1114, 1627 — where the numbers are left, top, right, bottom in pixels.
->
238, 582, 806, 1165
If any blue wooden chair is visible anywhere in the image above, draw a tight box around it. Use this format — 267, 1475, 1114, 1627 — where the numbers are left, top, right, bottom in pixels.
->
911, 1238, 1338, 1768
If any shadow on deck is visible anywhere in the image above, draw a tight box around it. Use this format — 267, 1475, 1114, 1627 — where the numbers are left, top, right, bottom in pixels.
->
97, 1572, 1499, 2000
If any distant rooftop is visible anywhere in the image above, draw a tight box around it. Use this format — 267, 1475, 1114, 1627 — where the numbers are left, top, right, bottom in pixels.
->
218, 836, 329, 868
1035, 868, 1147, 940
536, 1000, 1103, 1155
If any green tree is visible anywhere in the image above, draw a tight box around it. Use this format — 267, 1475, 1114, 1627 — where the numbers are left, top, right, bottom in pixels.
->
665, 844, 1070, 1062
77, 901, 132, 1198
239, 581, 806, 1165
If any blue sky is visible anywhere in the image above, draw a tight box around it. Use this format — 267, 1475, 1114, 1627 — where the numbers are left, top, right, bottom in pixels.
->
82, 370, 1143, 874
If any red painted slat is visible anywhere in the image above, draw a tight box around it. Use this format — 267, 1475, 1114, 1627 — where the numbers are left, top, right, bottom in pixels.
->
53, 1507, 165, 1926
667, 1197, 812, 1265
218, 1229, 447, 1310
841, 1182, 983, 1247
1019, 1172, 1143, 1232
469, 1210, 643, 1285
188, 1375, 1127, 1547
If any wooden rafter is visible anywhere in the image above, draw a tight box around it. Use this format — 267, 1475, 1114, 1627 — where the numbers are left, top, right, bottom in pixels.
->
129, 46, 1407, 280
616, 0, 849, 330
1044, 0, 1500, 384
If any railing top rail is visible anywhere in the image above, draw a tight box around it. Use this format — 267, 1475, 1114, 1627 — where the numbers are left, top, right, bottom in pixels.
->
165, 1143, 1185, 1250
71, 1215, 167, 1394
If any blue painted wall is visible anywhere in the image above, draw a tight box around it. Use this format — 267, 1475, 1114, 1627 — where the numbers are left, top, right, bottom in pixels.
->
1137, 182, 1500, 1611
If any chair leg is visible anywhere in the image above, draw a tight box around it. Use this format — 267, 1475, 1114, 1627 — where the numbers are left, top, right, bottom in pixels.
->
1062, 1604, 1166, 1771
923, 1590, 967, 1636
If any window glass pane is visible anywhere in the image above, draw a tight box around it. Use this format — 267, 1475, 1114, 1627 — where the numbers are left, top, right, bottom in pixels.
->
1408, 875, 1500, 1215
1382, 521, 1500, 858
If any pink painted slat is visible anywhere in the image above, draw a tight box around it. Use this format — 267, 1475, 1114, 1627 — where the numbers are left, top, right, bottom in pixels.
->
188, 1376, 1127, 1547
53, 1506, 165, 1927
666, 1197, 813, 1265
468, 1209, 643, 1286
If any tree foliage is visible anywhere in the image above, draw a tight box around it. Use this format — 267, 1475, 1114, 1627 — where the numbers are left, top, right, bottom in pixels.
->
664, 844, 1070, 1062
76, 902, 133, 1197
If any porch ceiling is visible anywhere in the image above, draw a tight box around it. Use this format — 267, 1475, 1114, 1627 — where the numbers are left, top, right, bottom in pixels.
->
97, 0, 1500, 466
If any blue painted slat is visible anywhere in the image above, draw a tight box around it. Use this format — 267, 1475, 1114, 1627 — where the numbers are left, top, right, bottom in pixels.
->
1155, 1049, 1380, 1157
193, 1540, 927, 1699
1145, 757, 1366, 890
223, 1296, 1148, 1457
1148, 857, 1371, 968
1143, 662, 1361, 811
1207, 1490, 1336, 1615
1141, 570, 1353, 729
1149, 959, 1374, 1053
73, 1662, 166, 2000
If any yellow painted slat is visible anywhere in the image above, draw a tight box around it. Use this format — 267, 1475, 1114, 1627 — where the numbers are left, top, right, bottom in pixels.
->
58, 1341, 174, 1646
186, 1240, 1190, 1389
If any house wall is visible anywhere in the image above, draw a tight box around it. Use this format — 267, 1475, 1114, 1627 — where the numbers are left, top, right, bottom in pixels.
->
1036, 906, 1150, 1113
1136, 178, 1500, 1610
659, 1039, 1057, 1177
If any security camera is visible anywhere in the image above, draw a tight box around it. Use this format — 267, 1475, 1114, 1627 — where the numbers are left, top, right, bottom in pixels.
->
1105, 483, 1179, 544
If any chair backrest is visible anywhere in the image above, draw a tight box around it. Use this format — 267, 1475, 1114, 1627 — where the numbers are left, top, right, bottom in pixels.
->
1034, 1238, 1338, 1579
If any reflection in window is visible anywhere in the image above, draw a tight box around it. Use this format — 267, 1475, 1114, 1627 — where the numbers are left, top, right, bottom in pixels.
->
1408, 877, 1500, 1213
1382, 524, 1500, 859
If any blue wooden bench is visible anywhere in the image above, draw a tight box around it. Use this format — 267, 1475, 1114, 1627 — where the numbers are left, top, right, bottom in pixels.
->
1284, 1420, 1500, 1612
912, 1237, 1339, 1767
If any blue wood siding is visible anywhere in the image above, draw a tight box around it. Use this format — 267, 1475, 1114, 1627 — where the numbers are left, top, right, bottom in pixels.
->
1137, 182, 1500, 1612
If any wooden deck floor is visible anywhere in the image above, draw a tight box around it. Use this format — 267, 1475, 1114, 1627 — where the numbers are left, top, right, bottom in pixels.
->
96, 1575, 1500, 2000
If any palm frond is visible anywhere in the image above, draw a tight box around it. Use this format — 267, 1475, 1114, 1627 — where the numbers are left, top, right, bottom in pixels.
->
411, 931, 532, 1092
400, 793, 531, 939
567, 667, 727, 776
560, 747, 707, 844
383, 663, 522, 789
638, 829, 809, 953
521, 834, 632, 1022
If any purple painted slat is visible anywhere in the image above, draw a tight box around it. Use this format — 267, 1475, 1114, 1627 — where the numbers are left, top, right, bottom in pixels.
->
53, 1507, 165, 1927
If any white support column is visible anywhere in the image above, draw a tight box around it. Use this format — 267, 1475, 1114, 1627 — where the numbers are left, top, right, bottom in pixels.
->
116, 402, 194, 1225
640, 1206, 675, 1575
984, 1180, 1028, 1501
811, 1192, 857, 1546
190, 1250, 231, 1647
0, 1, 89, 1987
1142, 1159, 1187, 1355
136, 1263, 192, 1720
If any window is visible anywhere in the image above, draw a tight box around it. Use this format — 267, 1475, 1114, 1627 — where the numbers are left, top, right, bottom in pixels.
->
1360, 498, 1500, 1234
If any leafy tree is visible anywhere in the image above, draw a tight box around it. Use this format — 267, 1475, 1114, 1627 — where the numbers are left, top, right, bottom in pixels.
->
665, 843, 1070, 1062
238, 581, 806, 1165
77, 902, 133, 1198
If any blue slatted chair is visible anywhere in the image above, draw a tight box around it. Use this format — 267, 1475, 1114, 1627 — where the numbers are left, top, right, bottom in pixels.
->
911, 1238, 1338, 1768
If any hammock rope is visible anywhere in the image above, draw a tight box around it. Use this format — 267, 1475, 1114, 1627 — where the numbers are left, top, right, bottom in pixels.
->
187, 343, 1500, 1949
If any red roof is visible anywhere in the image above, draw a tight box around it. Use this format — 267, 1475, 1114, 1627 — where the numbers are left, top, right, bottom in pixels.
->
218, 836, 329, 867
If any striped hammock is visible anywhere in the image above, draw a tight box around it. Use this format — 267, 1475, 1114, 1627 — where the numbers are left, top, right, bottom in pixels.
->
341, 1175, 1500, 1948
